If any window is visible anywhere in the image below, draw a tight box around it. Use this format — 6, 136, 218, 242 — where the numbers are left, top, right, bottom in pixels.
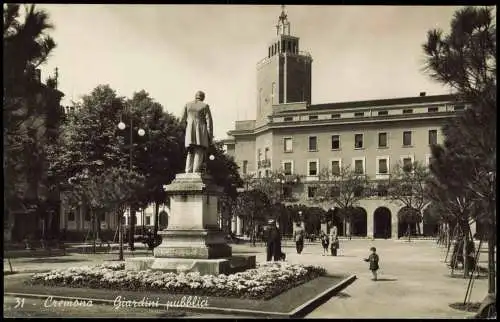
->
284, 138, 293, 152
283, 161, 293, 175
428, 107, 438, 113
85, 211, 91, 221
331, 113, 341, 119
354, 112, 364, 117
403, 131, 412, 146
264, 147, 269, 159
355, 134, 364, 149
257, 149, 262, 160
99, 211, 105, 221
284, 116, 293, 122
283, 186, 292, 198
378, 132, 387, 148
265, 170, 270, 177
331, 160, 341, 175
308, 186, 317, 198
428, 129, 437, 145
354, 159, 364, 174
402, 157, 413, 172
403, 109, 413, 114
308, 160, 318, 176
309, 115, 318, 120
378, 158, 388, 174
330, 186, 341, 197
242, 160, 248, 174
378, 110, 388, 116
331, 135, 340, 150
308, 136, 317, 151
454, 104, 465, 111
145, 216, 151, 226
68, 211, 75, 222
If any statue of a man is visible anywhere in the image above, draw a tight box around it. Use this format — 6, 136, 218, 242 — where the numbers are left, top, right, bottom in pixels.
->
181, 91, 213, 173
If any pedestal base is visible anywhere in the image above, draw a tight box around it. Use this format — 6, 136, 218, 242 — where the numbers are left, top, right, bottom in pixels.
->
126, 255, 256, 275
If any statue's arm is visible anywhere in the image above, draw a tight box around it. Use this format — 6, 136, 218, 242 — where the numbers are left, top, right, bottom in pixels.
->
206, 105, 214, 144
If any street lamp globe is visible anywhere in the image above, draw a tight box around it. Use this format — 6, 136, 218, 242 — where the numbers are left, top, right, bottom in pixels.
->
118, 121, 126, 130
209, 154, 215, 161
138, 128, 145, 137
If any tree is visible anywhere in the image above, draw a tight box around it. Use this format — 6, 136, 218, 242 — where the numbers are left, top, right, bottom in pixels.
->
313, 165, 369, 238
124, 90, 185, 239
426, 150, 480, 276
4, 4, 60, 240
232, 189, 270, 245
63, 167, 145, 258
422, 6, 496, 302
386, 161, 430, 239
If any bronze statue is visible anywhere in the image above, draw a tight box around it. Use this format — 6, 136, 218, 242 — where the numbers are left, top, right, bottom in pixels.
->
181, 91, 213, 173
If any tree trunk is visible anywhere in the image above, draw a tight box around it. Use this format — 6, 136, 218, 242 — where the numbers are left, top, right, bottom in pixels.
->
118, 211, 124, 261
128, 206, 135, 251
154, 200, 159, 236
463, 222, 470, 278
487, 207, 496, 295
408, 224, 411, 242
91, 209, 96, 254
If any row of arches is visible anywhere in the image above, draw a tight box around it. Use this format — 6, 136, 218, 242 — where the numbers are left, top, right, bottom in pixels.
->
325, 206, 441, 239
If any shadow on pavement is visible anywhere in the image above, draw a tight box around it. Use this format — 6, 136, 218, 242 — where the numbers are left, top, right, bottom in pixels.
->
336, 292, 351, 298
375, 278, 398, 282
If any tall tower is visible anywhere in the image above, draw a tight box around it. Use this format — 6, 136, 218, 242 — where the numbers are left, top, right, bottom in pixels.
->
256, 5, 313, 125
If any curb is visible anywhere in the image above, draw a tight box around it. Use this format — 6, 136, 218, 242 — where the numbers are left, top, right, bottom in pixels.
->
289, 274, 357, 318
4, 274, 356, 318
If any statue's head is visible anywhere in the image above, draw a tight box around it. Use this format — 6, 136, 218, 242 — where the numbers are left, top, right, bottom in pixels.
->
195, 91, 205, 101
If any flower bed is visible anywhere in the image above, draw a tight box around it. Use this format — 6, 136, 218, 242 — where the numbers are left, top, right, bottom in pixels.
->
28, 262, 326, 300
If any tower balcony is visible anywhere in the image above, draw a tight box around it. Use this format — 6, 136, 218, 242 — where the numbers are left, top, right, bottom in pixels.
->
257, 50, 313, 68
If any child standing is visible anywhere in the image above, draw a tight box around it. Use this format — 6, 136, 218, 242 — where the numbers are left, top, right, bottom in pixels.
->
321, 232, 330, 256
364, 247, 379, 281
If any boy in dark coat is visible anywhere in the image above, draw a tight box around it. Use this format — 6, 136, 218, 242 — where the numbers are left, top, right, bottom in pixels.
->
266, 219, 282, 261
364, 247, 379, 281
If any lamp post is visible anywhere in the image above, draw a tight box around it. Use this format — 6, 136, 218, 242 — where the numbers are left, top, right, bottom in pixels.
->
117, 109, 145, 253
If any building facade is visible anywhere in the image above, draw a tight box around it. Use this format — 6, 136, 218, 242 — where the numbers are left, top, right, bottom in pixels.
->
223, 8, 472, 239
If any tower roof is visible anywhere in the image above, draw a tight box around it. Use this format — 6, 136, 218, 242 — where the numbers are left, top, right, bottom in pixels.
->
276, 5, 291, 36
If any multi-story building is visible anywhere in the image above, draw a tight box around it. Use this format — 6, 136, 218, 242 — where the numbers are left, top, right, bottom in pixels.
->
223, 8, 470, 239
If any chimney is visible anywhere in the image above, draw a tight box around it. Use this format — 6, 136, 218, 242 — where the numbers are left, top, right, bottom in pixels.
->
419, 92, 426, 97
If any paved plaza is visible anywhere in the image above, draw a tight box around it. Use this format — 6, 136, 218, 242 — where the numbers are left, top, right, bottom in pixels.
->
4, 239, 487, 318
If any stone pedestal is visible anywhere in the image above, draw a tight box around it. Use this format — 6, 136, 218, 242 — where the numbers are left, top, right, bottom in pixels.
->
126, 173, 255, 275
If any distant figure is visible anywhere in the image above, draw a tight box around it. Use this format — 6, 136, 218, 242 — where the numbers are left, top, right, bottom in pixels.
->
364, 247, 380, 281
331, 236, 339, 256
293, 222, 305, 254
266, 219, 282, 261
181, 91, 213, 173
320, 232, 329, 255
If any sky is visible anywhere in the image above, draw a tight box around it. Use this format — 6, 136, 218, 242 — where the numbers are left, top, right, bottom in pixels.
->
37, 4, 462, 140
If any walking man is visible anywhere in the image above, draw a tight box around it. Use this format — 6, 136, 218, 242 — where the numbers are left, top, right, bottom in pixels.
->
266, 219, 281, 261
293, 222, 305, 254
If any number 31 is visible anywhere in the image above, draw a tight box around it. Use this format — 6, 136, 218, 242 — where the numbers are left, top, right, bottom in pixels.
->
14, 297, 25, 309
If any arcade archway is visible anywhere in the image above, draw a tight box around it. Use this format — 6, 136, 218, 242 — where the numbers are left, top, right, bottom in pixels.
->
351, 207, 367, 237
373, 207, 392, 239
397, 207, 419, 238
326, 207, 344, 236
